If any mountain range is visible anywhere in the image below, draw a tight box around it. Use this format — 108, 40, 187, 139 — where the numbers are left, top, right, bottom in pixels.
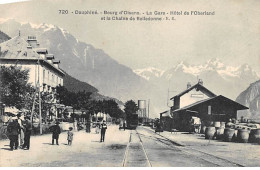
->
0, 19, 259, 118
134, 58, 259, 100
236, 80, 260, 121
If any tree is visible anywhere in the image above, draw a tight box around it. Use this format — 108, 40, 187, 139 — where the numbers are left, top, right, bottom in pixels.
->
56, 85, 92, 110
0, 65, 34, 110
124, 100, 138, 115
103, 99, 123, 119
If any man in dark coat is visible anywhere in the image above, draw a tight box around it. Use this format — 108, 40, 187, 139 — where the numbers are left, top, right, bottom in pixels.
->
22, 116, 32, 150
50, 122, 61, 145
123, 120, 126, 131
7, 117, 21, 150
100, 120, 107, 142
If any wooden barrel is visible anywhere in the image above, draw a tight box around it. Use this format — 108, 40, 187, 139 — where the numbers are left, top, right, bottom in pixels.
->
205, 127, 216, 139
216, 127, 225, 140
200, 126, 206, 134
224, 128, 235, 142
254, 129, 260, 144
249, 129, 257, 143
233, 129, 239, 142
249, 128, 260, 143
214, 121, 221, 128
237, 129, 249, 143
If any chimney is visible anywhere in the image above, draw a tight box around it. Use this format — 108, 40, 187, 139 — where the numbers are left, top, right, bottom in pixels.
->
187, 82, 191, 89
198, 79, 203, 85
27, 36, 37, 48
53, 60, 60, 68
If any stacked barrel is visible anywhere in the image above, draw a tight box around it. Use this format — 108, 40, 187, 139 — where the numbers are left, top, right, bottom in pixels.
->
202, 121, 260, 144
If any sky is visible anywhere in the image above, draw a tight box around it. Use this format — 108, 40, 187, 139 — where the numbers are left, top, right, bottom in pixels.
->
0, 0, 259, 72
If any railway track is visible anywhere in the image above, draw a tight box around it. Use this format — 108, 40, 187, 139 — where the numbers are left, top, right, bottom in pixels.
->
122, 130, 152, 167
140, 127, 244, 167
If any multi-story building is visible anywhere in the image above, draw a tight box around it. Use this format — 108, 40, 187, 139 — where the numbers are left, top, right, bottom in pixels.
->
0, 35, 64, 94
0, 34, 65, 120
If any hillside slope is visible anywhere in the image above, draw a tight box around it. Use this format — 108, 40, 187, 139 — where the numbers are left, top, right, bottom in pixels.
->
236, 80, 260, 120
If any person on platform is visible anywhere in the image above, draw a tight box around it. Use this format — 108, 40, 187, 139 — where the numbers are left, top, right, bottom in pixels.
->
85, 120, 91, 133
22, 116, 32, 150
67, 127, 74, 146
49, 122, 61, 145
17, 113, 24, 148
95, 121, 100, 134
7, 117, 21, 150
123, 120, 126, 131
100, 120, 107, 142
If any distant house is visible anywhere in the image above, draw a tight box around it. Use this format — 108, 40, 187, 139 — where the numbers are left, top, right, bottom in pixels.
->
169, 80, 248, 131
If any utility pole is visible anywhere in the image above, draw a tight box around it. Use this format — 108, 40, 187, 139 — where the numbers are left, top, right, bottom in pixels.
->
30, 91, 37, 129
148, 99, 150, 122
37, 58, 42, 135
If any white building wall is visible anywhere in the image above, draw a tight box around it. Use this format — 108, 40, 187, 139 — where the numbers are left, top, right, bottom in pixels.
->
1, 62, 63, 92
180, 89, 210, 108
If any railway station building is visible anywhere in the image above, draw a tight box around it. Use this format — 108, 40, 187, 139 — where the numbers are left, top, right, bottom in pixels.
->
167, 80, 248, 131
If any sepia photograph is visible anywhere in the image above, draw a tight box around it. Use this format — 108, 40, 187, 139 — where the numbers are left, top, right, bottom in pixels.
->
0, 0, 259, 167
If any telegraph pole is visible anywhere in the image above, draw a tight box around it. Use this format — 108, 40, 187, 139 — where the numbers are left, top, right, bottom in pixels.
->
37, 58, 42, 135
148, 99, 150, 122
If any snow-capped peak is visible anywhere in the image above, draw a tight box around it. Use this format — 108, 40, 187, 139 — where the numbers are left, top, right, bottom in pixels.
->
205, 58, 225, 70
134, 67, 165, 80
135, 58, 260, 81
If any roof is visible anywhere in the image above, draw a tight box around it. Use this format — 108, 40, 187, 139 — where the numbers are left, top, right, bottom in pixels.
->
172, 95, 248, 114
160, 110, 171, 117
0, 36, 41, 60
160, 110, 170, 114
170, 83, 216, 100
0, 36, 65, 76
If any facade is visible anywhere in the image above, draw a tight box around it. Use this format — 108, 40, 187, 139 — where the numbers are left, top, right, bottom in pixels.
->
0, 35, 65, 93
168, 80, 248, 131
0, 35, 65, 121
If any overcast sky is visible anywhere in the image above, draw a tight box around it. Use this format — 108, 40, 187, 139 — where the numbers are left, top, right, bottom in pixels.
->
0, 0, 259, 72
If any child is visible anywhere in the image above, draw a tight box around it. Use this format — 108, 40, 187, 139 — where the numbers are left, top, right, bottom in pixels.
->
95, 121, 100, 134
67, 127, 73, 146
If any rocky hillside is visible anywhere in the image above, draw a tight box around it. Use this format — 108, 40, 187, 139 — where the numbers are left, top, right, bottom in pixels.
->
63, 72, 98, 93
0, 30, 10, 43
236, 80, 260, 120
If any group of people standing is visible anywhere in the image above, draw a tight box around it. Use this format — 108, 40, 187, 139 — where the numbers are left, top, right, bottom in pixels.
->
6, 117, 108, 150
48, 120, 107, 146
7, 114, 32, 151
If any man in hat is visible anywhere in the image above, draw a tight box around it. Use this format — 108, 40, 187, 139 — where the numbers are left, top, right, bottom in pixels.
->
100, 120, 107, 142
49, 122, 61, 145
22, 116, 32, 150
7, 117, 21, 150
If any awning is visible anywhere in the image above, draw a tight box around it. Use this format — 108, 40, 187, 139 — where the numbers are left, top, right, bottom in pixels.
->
4, 107, 20, 115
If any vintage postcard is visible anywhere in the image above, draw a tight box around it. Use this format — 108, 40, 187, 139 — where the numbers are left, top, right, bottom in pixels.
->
0, 0, 259, 167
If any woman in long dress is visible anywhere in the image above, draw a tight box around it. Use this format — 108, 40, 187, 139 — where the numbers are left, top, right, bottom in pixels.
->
95, 121, 100, 134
